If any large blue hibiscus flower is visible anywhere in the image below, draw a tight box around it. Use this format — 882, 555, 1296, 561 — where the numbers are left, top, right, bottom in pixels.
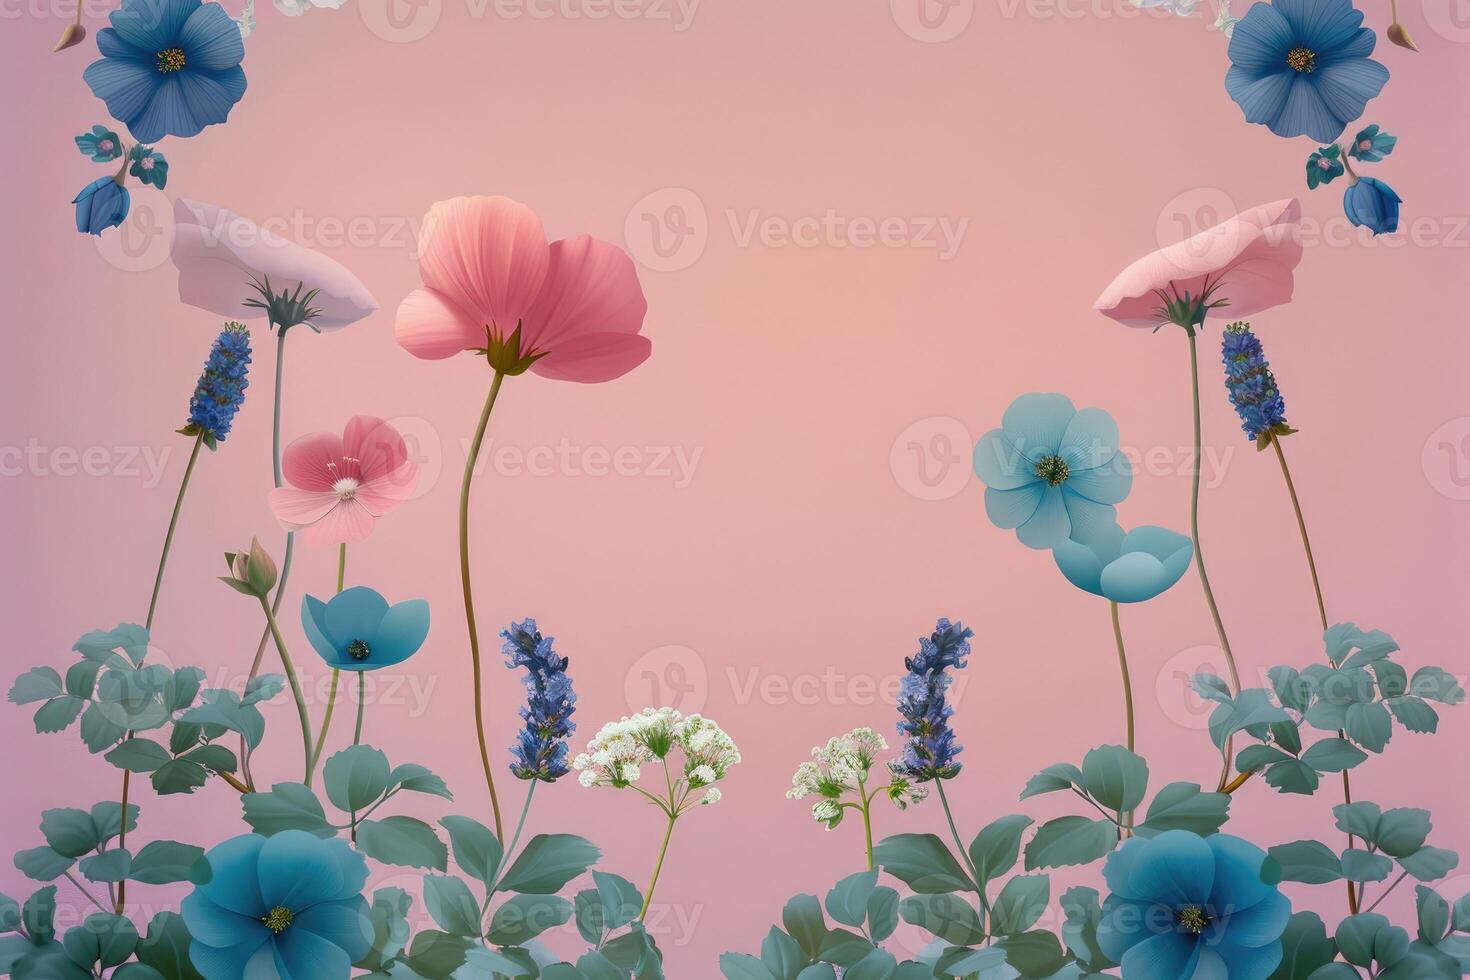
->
1225, 0, 1388, 143
83, 0, 247, 144
1097, 830, 1292, 980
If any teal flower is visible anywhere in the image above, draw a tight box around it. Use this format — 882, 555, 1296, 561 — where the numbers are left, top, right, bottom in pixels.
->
1053, 523, 1192, 603
1097, 830, 1291, 980
1344, 176, 1401, 235
129, 146, 169, 189
1305, 144, 1344, 189
73, 176, 129, 236
182, 831, 373, 980
973, 393, 1132, 550
74, 125, 122, 162
1347, 123, 1396, 162
301, 586, 429, 672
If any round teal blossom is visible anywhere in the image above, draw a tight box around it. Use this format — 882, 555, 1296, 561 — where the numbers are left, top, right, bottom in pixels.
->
182, 322, 251, 446
1344, 176, 1401, 235
1347, 123, 1396, 161
1053, 523, 1192, 603
182, 830, 373, 980
1097, 830, 1292, 980
129, 145, 169, 189
301, 586, 430, 672
74, 125, 123, 161
73, 176, 130, 236
1305, 144, 1344, 189
503, 618, 577, 782
1221, 322, 1290, 443
974, 393, 1132, 550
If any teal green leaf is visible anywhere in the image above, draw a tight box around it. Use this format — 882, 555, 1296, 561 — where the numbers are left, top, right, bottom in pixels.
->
899, 894, 985, 945
80, 705, 128, 753
1081, 745, 1148, 812
873, 833, 974, 893
574, 887, 605, 943
992, 875, 1049, 935
439, 815, 501, 886
150, 760, 209, 795
388, 763, 453, 800
240, 674, 284, 707
1376, 808, 1431, 858
794, 966, 838, 980
134, 912, 204, 980
460, 944, 532, 976
406, 930, 475, 978
63, 912, 137, 969
1264, 760, 1320, 795
1334, 802, 1383, 841
1192, 673, 1234, 703
495, 834, 598, 894
41, 808, 100, 857
1301, 739, 1368, 773
1268, 841, 1343, 883
1136, 782, 1230, 838
1416, 886, 1450, 944
1386, 697, 1438, 733
10, 667, 64, 705
593, 871, 642, 930
14, 847, 75, 881
1024, 816, 1118, 870
77, 850, 130, 883
781, 894, 826, 959
815, 928, 871, 966
1209, 690, 1290, 751
1269, 911, 1336, 980
579, 950, 627, 980
825, 870, 877, 928
1409, 667, 1464, 704
323, 745, 391, 813
721, 953, 778, 980
1344, 702, 1392, 753
112, 965, 166, 980
181, 744, 237, 774
760, 927, 804, 980
844, 948, 897, 980
1399, 847, 1459, 882
34, 696, 86, 733
356, 817, 447, 871
241, 783, 333, 837
1238, 744, 1292, 771
968, 814, 1033, 885
1020, 763, 1083, 800
1341, 849, 1392, 883
997, 930, 1069, 978
486, 894, 572, 945
867, 886, 900, 943
89, 803, 138, 847
1059, 886, 1113, 971
65, 661, 103, 700
103, 739, 171, 774
22, 886, 58, 944
128, 840, 209, 885
937, 945, 1006, 975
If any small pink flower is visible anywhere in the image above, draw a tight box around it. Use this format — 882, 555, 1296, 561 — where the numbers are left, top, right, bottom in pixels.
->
395, 196, 649, 383
140, 156, 155, 170
268, 416, 418, 546
99, 139, 115, 152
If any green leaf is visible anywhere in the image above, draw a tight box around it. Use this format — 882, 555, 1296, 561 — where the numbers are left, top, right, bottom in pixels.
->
781, 894, 826, 959
77, 850, 130, 883
1385, 697, 1439, 734
844, 948, 897, 980
134, 912, 205, 980
1019, 763, 1082, 800
574, 887, 606, 944
150, 760, 208, 795
421, 875, 481, 937
406, 930, 475, 979
89, 803, 138, 847
62, 912, 137, 969
1268, 841, 1343, 884
324, 745, 391, 813
1059, 886, 1114, 972
815, 928, 871, 966
997, 930, 1069, 978
1344, 702, 1392, 753
80, 705, 128, 753
1409, 667, 1464, 704
898, 894, 985, 946
495, 833, 598, 894
866, 887, 900, 943
23, 886, 59, 944
1192, 673, 1234, 704
103, 739, 171, 773
73, 625, 148, 666
68, 661, 106, 699
41, 808, 100, 858
721, 953, 779, 980
356, 817, 447, 871
1209, 689, 1290, 751
181, 744, 237, 775
241, 674, 284, 707
1416, 886, 1451, 944
1399, 847, 1459, 882
1136, 782, 1230, 838
1375, 808, 1431, 858
10, 667, 64, 705
1264, 760, 1320, 795
128, 840, 209, 885
579, 950, 627, 980
1081, 745, 1148, 812
992, 875, 1049, 936
937, 945, 1007, 976
1335, 913, 1390, 967
593, 871, 642, 930
794, 967, 837, 980
1269, 911, 1337, 980
968, 815, 1033, 885
34, 696, 86, 734
112, 965, 166, 980
388, 763, 453, 800
439, 815, 502, 886
1301, 738, 1369, 773
14, 847, 75, 881
241, 783, 332, 837
760, 927, 805, 980
825, 870, 877, 928
1269, 666, 1310, 712
1341, 849, 1392, 883
1334, 802, 1382, 841
486, 894, 573, 945
1024, 816, 1118, 870
1237, 744, 1293, 771
873, 833, 975, 893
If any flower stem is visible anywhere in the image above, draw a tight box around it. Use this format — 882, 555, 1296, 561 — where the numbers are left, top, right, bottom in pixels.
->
113, 767, 132, 914
857, 777, 876, 871
935, 780, 980, 888
1185, 328, 1243, 790
459, 369, 508, 840
638, 811, 679, 921
309, 545, 349, 780
1109, 602, 1135, 754
350, 671, 367, 844
258, 595, 314, 786
145, 432, 204, 632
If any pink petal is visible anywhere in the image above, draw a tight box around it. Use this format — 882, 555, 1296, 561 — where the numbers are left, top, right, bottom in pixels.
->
171, 200, 378, 330
342, 416, 409, 483
394, 288, 486, 360
1094, 199, 1302, 328
417, 196, 550, 332
521, 235, 649, 355
356, 462, 419, 516
301, 499, 376, 547
281, 431, 346, 491
530, 332, 652, 383
268, 486, 340, 528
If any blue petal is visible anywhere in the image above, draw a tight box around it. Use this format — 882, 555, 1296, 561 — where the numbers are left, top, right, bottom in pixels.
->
301, 595, 337, 663
1053, 539, 1105, 597
1001, 393, 1075, 463
1097, 894, 1165, 963
179, 1, 245, 69
1058, 407, 1121, 470
1101, 552, 1174, 603
83, 56, 160, 128
1016, 486, 1070, 549
1209, 939, 1284, 980
325, 587, 390, 649
257, 831, 355, 912
127, 75, 200, 144
984, 483, 1045, 530
95, 26, 150, 59
1122, 525, 1192, 565
1274, 0, 1364, 51
1312, 58, 1389, 125
177, 67, 247, 132
180, 893, 268, 949
186, 936, 269, 980
1103, 835, 1152, 896
292, 897, 374, 963
1204, 835, 1274, 919
973, 429, 1034, 490
193, 833, 266, 917
108, 0, 200, 51
1225, 68, 1293, 130
1227, 3, 1293, 72
371, 600, 430, 667
1273, 75, 1346, 143
1192, 947, 1232, 980
1216, 891, 1292, 949
1125, 830, 1215, 907
1065, 455, 1132, 505
1060, 491, 1117, 550
1320, 24, 1377, 62
274, 915, 355, 979
1119, 929, 1201, 980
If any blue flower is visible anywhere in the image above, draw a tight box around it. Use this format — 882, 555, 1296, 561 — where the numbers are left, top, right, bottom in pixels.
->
1097, 830, 1292, 980
1225, 0, 1388, 143
502, 618, 577, 782
1347, 123, 1396, 161
182, 830, 373, 980
889, 619, 972, 783
1305, 143, 1344, 188
129, 145, 169, 189
182, 322, 251, 446
82, 0, 247, 144
301, 587, 430, 672
74, 125, 123, 161
1221, 322, 1291, 444
973, 393, 1132, 550
73, 176, 130, 235
1343, 176, 1401, 235
1053, 523, 1193, 603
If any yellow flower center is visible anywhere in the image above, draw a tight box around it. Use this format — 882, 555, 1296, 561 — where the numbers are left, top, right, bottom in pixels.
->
261, 906, 293, 933
1034, 454, 1070, 487
1178, 906, 1210, 934
1285, 47, 1315, 72
156, 47, 187, 72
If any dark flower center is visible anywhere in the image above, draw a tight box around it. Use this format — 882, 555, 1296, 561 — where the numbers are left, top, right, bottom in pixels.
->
347, 639, 372, 661
261, 906, 293, 933
1178, 906, 1210, 934
1285, 47, 1315, 72
156, 47, 187, 73
1034, 454, 1070, 487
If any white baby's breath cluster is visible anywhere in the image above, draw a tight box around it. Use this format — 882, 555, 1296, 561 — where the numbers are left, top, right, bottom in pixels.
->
573, 707, 740, 807
787, 727, 927, 828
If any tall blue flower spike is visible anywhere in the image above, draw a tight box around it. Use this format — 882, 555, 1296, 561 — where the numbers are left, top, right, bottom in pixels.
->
503, 618, 577, 782
181, 322, 252, 449
1222, 322, 1292, 448
890, 618, 972, 783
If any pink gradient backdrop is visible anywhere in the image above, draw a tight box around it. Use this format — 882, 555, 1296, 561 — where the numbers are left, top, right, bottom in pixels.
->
3, 0, 1469, 973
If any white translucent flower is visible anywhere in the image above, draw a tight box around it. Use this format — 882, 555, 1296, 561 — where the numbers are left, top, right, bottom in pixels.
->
271, 0, 346, 15
811, 799, 842, 826
700, 787, 722, 806
675, 714, 741, 781
1211, 0, 1240, 36
1130, 0, 1200, 15
689, 765, 717, 786
787, 727, 886, 804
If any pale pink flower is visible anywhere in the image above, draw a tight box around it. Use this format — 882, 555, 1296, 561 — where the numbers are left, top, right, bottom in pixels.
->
268, 416, 418, 546
171, 199, 378, 330
395, 196, 650, 382
1094, 199, 1303, 329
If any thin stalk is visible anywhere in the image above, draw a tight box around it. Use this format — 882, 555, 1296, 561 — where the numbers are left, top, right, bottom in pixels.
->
112, 768, 132, 913
935, 780, 980, 887
857, 777, 875, 871
1185, 328, 1243, 789
309, 544, 349, 778
483, 782, 539, 919
1110, 601, 1138, 836
1363, 871, 1409, 915
65, 873, 109, 914
259, 595, 314, 785
638, 812, 679, 921
349, 672, 368, 844
1222, 769, 1256, 794
459, 370, 508, 839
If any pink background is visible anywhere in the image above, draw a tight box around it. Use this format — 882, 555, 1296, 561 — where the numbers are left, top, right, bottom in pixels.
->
3, 0, 1469, 973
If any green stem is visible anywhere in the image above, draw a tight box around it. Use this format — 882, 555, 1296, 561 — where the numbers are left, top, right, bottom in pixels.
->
308, 545, 349, 779
145, 433, 204, 632
1185, 328, 1243, 790
857, 778, 876, 871
1267, 432, 1357, 914
1110, 601, 1137, 835
459, 370, 508, 840
259, 595, 314, 786
638, 811, 679, 921
350, 672, 367, 844
935, 780, 980, 887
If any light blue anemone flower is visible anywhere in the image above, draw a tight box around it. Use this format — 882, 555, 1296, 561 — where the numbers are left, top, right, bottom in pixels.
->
973, 393, 1133, 550
301, 586, 429, 672
182, 830, 372, 980
1097, 830, 1292, 980
1053, 523, 1193, 603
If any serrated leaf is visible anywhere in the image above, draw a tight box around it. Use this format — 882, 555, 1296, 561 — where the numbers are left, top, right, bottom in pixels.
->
1265, 760, 1320, 795
1024, 816, 1118, 870
1271, 910, 1337, 980
439, 815, 501, 886
388, 763, 452, 800
104, 739, 171, 773
1301, 738, 1368, 773
41, 808, 100, 857
825, 870, 877, 928
128, 840, 208, 885
356, 817, 447, 871
14, 847, 75, 881
35, 696, 86, 733
495, 834, 598, 894
150, 760, 208, 795
1268, 841, 1343, 883
1344, 702, 1393, 753
899, 893, 985, 945
323, 745, 391, 813
873, 833, 974, 893
10, 667, 64, 705
485, 894, 572, 945
1020, 763, 1082, 800
1137, 782, 1230, 838
77, 850, 130, 883
1386, 697, 1438, 734
241, 783, 332, 837
1400, 847, 1459, 882
1341, 849, 1392, 883
1409, 668, 1464, 705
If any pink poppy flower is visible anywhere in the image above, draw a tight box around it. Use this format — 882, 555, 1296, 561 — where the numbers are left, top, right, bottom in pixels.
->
268, 416, 418, 546
1094, 199, 1303, 329
395, 196, 650, 382
171, 199, 378, 330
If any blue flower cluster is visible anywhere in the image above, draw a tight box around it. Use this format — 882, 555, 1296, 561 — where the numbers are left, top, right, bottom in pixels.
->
183, 323, 251, 447
503, 618, 577, 782
1222, 322, 1289, 443
889, 618, 972, 783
